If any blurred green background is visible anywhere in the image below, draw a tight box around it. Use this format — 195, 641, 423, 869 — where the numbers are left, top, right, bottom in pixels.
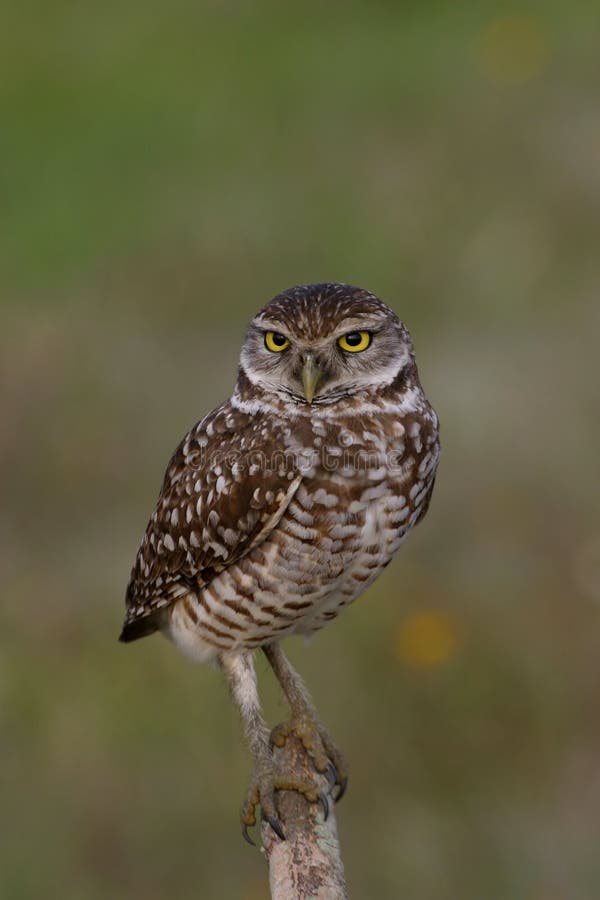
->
2, 1, 600, 898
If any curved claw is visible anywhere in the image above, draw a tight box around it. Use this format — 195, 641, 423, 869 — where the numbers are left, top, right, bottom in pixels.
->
319, 792, 330, 822
324, 761, 337, 788
241, 824, 256, 846
323, 759, 348, 803
334, 775, 349, 803
266, 813, 286, 841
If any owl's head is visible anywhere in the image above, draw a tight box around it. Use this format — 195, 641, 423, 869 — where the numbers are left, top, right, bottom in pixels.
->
238, 283, 417, 406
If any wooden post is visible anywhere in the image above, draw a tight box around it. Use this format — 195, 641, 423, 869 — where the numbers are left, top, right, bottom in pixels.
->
261, 736, 347, 899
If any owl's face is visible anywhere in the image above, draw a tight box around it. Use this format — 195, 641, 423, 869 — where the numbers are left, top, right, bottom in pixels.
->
239, 283, 416, 406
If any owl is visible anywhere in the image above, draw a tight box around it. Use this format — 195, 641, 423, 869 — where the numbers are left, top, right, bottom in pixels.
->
121, 282, 440, 842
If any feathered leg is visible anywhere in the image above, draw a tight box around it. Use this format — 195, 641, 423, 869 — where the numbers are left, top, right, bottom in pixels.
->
263, 643, 348, 801
220, 650, 326, 843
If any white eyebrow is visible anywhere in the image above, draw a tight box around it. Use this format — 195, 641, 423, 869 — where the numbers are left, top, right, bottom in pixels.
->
251, 314, 386, 340
253, 317, 290, 333
334, 317, 385, 333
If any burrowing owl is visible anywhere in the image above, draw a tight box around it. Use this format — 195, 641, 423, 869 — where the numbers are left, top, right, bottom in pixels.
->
121, 282, 440, 841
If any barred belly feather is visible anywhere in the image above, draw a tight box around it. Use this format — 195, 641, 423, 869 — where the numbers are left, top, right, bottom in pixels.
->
166, 398, 439, 662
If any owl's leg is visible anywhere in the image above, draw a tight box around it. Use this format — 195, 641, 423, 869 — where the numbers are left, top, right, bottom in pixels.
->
263, 643, 349, 801
220, 650, 327, 844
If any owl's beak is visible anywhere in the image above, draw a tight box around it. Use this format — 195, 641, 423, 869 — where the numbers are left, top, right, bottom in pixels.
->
301, 353, 325, 404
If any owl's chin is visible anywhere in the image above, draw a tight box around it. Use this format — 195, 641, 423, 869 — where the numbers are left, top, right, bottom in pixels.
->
273, 387, 343, 409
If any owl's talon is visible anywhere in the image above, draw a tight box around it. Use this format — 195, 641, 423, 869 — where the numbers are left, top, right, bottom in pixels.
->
269, 715, 349, 803
318, 728, 349, 803
264, 813, 286, 841
319, 791, 330, 822
325, 761, 338, 789
241, 755, 329, 845
241, 824, 256, 846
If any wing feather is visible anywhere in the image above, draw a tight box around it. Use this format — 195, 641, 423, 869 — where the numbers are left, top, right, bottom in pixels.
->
120, 401, 301, 641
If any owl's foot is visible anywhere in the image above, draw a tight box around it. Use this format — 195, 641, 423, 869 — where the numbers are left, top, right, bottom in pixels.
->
240, 752, 330, 845
270, 714, 349, 802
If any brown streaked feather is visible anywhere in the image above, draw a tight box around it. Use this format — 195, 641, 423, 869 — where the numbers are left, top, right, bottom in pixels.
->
256, 283, 396, 341
122, 400, 302, 640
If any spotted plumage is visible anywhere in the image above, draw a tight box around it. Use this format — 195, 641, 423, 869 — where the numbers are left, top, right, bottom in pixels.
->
121, 282, 440, 840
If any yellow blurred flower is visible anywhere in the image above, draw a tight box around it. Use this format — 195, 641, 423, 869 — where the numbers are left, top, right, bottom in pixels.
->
476, 15, 550, 84
397, 611, 459, 669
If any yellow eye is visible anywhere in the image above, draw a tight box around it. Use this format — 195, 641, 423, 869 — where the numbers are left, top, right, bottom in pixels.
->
338, 331, 372, 353
265, 331, 290, 352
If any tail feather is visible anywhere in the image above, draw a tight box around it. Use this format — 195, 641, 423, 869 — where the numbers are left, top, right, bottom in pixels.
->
119, 611, 164, 643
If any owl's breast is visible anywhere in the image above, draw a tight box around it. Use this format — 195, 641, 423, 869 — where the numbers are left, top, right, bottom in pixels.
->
168, 402, 439, 657
263, 406, 439, 631
272, 474, 412, 632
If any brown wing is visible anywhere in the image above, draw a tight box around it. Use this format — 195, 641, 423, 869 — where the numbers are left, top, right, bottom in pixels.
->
120, 400, 301, 642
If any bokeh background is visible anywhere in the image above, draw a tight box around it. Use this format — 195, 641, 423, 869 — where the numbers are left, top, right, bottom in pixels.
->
2, 2, 599, 898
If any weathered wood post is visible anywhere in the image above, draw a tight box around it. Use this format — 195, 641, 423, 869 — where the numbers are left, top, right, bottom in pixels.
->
261, 735, 347, 899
